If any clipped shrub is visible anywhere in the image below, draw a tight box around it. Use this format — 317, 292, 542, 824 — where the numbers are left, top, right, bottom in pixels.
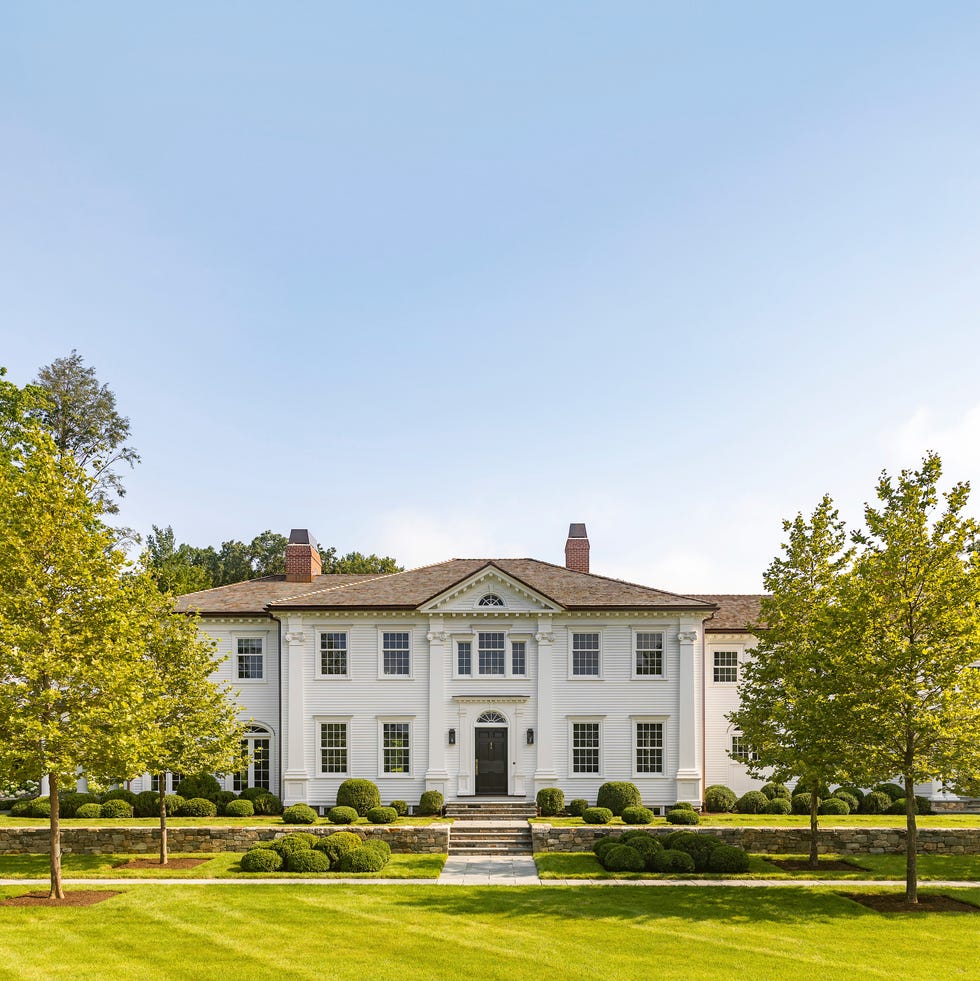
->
536, 787, 565, 817
101, 798, 134, 819
791, 793, 818, 815
75, 802, 103, 819
213, 791, 238, 813
282, 803, 317, 825
668, 831, 723, 871
666, 808, 699, 825
240, 848, 283, 872
28, 797, 51, 818
176, 773, 222, 800
178, 797, 218, 818
887, 797, 907, 815
327, 806, 359, 825
623, 835, 663, 866
9, 798, 37, 817
390, 800, 409, 817
418, 790, 445, 816
860, 791, 892, 814
621, 805, 655, 825
765, 798, 792, 815
336, 779, 381, 816
836, 786, 865, 809
915, 795, 934, 816
238, 787, 268, 802
703, 785, 737, 813
134, 791, 167, 818
568, 798, 589, 817
366, 806, 398, 824
819, 797, 850, 815
602, 844, 645, 872
225, 799, 254, 817
316, 831, 363, 867
271, 833, 318, 857
670, 801, 695, 811
339, 845, 389, 873
736, 790, 769, 814
367, 838, 391, 861
286, 848, 331, 873
708, 844, 751, 873
59, 792, 99, 818
761, 782, 791, 801
593, 836, 620, 860
874, 783, 905, 801
253, 793, 284, 816
100, 788, 138, 806
832, 791, 860, 813
582, 807, 613, 825
649, 848, 696, 873
596, 782, 642, 816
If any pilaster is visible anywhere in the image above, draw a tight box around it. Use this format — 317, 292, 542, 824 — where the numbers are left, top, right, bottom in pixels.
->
533, 615, 559, 787
675, 624, 702, 804
281, 619, 309, 804
425, 619, 449, 795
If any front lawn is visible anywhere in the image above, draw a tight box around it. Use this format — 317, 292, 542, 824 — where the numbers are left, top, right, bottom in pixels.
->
0, 885, 977, 979
0, 815, 448, 828
532, 813, 980, 827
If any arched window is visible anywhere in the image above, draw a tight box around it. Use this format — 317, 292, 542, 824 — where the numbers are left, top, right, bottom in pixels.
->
478, 593, 505, 607
477, 710, 507, 724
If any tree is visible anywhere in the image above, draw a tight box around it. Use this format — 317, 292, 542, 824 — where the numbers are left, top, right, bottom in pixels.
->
29, 350, 139, 512
319, 547, 401, 575
144, 525, 213, 596
729, 495, 858, 867
846, 454, 980, 904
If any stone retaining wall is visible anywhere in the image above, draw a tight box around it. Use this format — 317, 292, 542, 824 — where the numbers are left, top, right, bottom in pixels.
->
532, 824, 980, 855
0, 824, 449, 856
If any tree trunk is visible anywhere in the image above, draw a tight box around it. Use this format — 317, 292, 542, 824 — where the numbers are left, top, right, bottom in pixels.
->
158, 777, 168, 865
48, 772, 64, 899
904, 773, 917, 905
808, 789, 819, 868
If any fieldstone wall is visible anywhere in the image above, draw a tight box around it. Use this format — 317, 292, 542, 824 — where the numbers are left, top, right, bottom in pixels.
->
0, 824, 449, 856
532, 824, 980, 855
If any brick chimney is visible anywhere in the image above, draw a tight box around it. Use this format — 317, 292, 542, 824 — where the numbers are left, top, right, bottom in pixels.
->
565, 523, 590, 573
285, 529, 322, 583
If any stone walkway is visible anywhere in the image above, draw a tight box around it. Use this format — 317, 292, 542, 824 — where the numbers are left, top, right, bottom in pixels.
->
437, 854, 540, 885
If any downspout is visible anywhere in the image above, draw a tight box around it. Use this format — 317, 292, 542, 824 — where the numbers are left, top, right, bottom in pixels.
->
269, 611, 284, 801
701, 614, 711, 808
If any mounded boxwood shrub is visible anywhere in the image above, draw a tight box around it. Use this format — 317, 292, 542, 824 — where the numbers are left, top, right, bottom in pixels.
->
708, 844, 751, 873
366, 806, 398, 824
765, 798, 792, 815
59, 792, 99, 818
874, 783, 905, 801
286, 848, 331, 873
418, 790, 445, 816
703, 785, 737, 813
101, 798, 134, 818
536, 787, 565, 817
832, 791, 860, 813
336, 779, 381, 816
327, 806, 359, 825
649, 848, 696, 873
9, 798, 36, 817
670, 801, 695, 811
669, 832, 723, 871
253, 793, 284, 816
75, 802, 103, 819
178, 797, 218, 818
593, 836, 620, 860
225, 799, 254, 817
915, 795, 934, 815
736, 790, 769, 814
761, 782, 791, 801
666, 808, 699, 825
238, 787, 269, 802
791, 793, 818, 815
596, 782, 642, 817
860, 790, 892, 814
836, 786, 865, 808
132, 792, 183, 817
176, 773, 222, 800
390, 800, 409, 817
271, 833, 318, 857
621, 805, 655, 825
602, 844, 645, 872
316, 831, 363, 867
367, 838, 391, 861
887, 797, 907, 815
626, 836, 663, 868
241, 848, 283, 872
28, 797, 51, 818
568, 798, 589, 817
339, 844, 389, 873
582, 807, 613, 825
212, 791, 238, 813
819, 797, 850, 815
282, 803, 317, 825
100, 788, 138, 806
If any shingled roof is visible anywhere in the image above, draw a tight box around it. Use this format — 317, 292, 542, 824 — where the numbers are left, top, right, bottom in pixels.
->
176, 559, 718, 615
696, 594, 765, 633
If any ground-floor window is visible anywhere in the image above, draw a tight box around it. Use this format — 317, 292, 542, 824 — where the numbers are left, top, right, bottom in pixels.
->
382, 722, 411, 774
730, 734, 758, 763
320, 722, 348, 774
150, 772, 183, 793
571, 721, 600, 773
635, 722, 664, 774
234, 725, 272, 791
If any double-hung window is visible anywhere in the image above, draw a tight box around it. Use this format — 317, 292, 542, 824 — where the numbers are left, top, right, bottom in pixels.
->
382, 722, 411, 774
571, 721, 600, 773
455, 634, 529, 678
457, 640, 472, 676
236, 638, 264, 680
478, 632, 506, 675
571, 633, 601, 677
713, 651, 739, 683
511, 641, 527, 676
731, 735, 758, 762
634, 632, 664, 677
319, 722, 349, 774
635, 721, 665, 774
382, 632, 411, 677
319, 632, 348, 677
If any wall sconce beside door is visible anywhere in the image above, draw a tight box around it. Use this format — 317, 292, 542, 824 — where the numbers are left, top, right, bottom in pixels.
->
448, 728, 456, 745
526, 728, 535, 745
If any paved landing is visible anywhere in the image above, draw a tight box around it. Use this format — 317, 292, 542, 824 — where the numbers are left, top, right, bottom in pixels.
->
437, 854, 541, 885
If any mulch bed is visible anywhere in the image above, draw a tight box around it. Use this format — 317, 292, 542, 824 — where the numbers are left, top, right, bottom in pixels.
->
115, 858, 210, 870
841, 893, 980, 914
1, 890, 120, 907
769, 858, 865, 872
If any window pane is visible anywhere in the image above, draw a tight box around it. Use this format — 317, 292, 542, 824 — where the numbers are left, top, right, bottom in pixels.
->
383, 723, 410, 773
252, 739, 270, 789
478, 632, 505, 674
572, 634, 600, 676
714, 651, 738, 683
457, 641, 471, 675
320, 723, 348, 773
636, 722, 664, 773
320, 632, 348, 675
635, 632, 664, 676
572, 722, 600, 773
511, 641, 526, 676
382, 632, 410, 676
237, 638, 263, 679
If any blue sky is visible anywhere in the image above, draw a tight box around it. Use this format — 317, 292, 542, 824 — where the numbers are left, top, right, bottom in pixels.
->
3, 3, 980, 591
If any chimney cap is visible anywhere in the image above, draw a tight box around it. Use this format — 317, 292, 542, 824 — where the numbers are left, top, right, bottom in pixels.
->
567, 523, 588, 539
288, 528, 319, 548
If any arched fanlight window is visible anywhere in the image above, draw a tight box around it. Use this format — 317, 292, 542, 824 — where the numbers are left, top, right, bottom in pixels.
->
478, 593, 505, 607
477, 711, 507, 724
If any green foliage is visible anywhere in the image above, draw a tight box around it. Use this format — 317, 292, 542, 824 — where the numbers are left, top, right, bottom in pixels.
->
178, 797, 218, 817
285, 849, 331, 873
536, 788, 565, 817
417, 790, 444, 816
59, 792, 99, 818
819, 797, 850, 815
593, 836, 620, 860
915, 795, 933, 816
74, 802, 102, 819
703, 785, 737, 813
649, 848, 696, 873
318, 547, 402, 575
270, 833, 318, 856
100, 788, 138, 805
9, 798, 35, 817
28, 797, 51, 818
667, 832, 723, 871
253, 793, 284, 816
761, 782, 791, 800
665, 808, 699, 825
874, 783, 905, 801
832, 790, 860, 813
596, 782, 641, 816
366, 806, 398, 824
327, 806, 359, 825
240, 848, 283, 873
338, 844, 389, 873
568, 798, 589, 817
765, 798, 792, 815
212, 791, 238, 813
836, 785, 865, 808
175, 774, 222, 800
791, 793, 817, 815
708, 844, 751, 873
225, 799, 254, 817
582, 807, 613, 825
237, 787, 266, 801
621, 805, 655, 825
134, 791, 184, 817
389, 800, 408, 817
860, 791, 892, 814
100, 798, 133, 818
336, 779, 381, 816
316, 831, 362, 868
736, 791, 769, 814
670, 801, 695, 811
366, 838, 391, 861
601, 844, 645, 872
282, 804, 318, 825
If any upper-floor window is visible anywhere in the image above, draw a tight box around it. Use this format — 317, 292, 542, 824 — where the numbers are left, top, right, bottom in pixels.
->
382, 631, 411, 677
457, 640, 472, 676
572, 633, 601, 677
236, 638, 264, 680
713, 651, 738, 683
455, 634, 529, 678
320, 632, 348, 676
511, 641, 527, 676
478, 593, 505, 607
478, 632, 506, 675
634, 632, 664, 677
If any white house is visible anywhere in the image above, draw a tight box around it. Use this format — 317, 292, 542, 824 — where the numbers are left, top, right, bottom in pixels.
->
167, 524, 771, 810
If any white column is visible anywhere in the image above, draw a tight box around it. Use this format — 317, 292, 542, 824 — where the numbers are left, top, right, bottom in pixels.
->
675, 625, 702, 805
425, 621, 449, 795
281, 618, 309, 804
40, 775, 50, 796
533, 616, 559, 791
76, 767, 88, 793
456, 704, 473, 796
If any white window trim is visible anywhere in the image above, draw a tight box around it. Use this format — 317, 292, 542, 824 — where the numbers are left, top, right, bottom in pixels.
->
451, 630, 533, 680
631, 628, 667, 681
631, 715, 668, 778
314, 625, 353, 680
567, 716, 605, 778
377, 626, 414, 680
233, 632, 269, 683
730, 732, 759, 764
377, 716, 415, 778
568, 630, 604, 681
314, 715, 352, 776
711, 646, 742, 685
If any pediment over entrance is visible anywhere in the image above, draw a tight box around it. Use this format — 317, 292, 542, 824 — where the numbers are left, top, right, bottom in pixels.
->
420, 567, 562, 615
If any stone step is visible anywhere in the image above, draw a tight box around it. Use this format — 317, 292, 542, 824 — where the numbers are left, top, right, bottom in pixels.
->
449, 824, 532, 856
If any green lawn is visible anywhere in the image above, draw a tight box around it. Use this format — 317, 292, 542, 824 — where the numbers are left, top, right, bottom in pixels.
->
534, 852, 980, 881
0, 815, 449, 828
0, 885, 978, 979
0, 852, 444, 879
532, 813, 980, 827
